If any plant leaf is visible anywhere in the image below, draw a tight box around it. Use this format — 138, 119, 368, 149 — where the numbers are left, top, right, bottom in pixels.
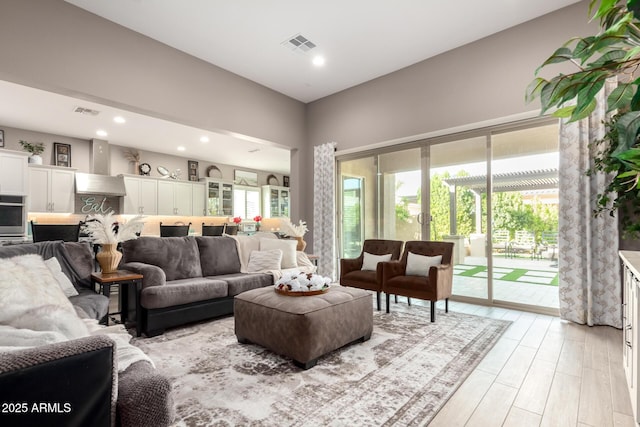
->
607, 83, 635, 111
592, 0, 619, 19
552, 105, 577, 118
628, 0, 640, 20
615, 111, 640, 155
536, 47, 574, 74
525, 77, 547, 104
570, 98, 597, 121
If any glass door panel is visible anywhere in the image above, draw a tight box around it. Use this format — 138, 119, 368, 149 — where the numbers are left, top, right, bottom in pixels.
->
339, 157, 376, 258
491, 123, 559, 310
378, 148, 422, 241
430, 136, 488, 300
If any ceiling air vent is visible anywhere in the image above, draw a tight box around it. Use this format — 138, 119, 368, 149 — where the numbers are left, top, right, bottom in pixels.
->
73, 106, 100, 116
282, 34, 317, 54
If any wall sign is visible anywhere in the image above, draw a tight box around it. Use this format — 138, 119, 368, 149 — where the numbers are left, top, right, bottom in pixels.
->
75, 195, 119, 215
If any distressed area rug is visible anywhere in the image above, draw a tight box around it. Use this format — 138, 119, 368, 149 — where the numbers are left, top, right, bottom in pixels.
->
133, 304, 511, 426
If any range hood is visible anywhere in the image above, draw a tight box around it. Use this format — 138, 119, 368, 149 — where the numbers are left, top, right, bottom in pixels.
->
75, 173, 126, 196
74, 139, 126, 196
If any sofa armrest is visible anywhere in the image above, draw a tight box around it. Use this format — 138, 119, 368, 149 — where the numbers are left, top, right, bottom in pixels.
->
339, 257, 362, 278
121, 262, 167, 289
381, 260, 405, 283
0, 335, 116, 427
118, 360, 174, 427
429, 263, 454, 298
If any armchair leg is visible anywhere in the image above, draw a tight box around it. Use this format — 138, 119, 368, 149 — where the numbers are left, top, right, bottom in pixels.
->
430, 301, 435, 322
376, 292, 381, 311
394, 295, 398, 304
408, 297, 411, 306
445, 298, 449, 313
386, 293, 390, 313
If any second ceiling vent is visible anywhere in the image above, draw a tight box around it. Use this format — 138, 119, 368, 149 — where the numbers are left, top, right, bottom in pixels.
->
282, 34, 317, 54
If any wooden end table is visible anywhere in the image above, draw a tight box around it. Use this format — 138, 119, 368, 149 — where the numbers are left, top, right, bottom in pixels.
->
91, 270, 143, 337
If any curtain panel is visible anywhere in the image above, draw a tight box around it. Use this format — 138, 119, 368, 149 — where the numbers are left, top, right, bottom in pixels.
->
313, 142, 337, 280
558, 78, 621, 328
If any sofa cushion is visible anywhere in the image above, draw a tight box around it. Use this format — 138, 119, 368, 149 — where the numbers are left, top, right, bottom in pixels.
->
247, 249, 282, 272
69, 288, 109, 320
44, 257, 79, 297
260, 238, 297, 269
195, 236, 241, 276
121, 237, 203, 281
141, 277, 228, 309
212, 273, 273, 297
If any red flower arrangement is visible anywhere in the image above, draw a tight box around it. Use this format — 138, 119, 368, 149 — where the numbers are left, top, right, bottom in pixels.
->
233, 216, 242, 224
253, 215, 262, 223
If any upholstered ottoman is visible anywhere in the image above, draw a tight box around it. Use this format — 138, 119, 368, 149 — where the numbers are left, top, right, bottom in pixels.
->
234, 285, 373, 369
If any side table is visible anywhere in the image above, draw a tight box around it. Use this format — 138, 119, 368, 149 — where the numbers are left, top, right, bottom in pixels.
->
91, 270, 143, 337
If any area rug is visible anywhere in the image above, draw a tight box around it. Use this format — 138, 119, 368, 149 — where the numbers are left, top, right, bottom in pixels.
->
133, 303, 511, 426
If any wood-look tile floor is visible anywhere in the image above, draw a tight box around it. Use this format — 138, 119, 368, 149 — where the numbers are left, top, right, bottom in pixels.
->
424, 300, 634, 427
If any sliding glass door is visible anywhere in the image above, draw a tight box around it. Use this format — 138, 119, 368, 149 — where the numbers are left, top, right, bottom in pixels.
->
336, 118, 559, 314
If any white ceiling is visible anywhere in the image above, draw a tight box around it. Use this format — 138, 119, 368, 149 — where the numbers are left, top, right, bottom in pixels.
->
65, 0, 582, 103
2, 1, 582, 175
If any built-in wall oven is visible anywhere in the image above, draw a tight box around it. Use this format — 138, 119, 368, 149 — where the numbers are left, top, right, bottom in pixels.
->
0, 195, 26, 238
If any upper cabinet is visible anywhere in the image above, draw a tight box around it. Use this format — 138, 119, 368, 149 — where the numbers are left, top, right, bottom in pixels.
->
203, 178, 234, 216
122, 176, 158, 215
192, 183, 206, 217
28, 165, 75, 213
262, 185, 289, 218
0, 151, 29, 196
157, 180, 193, 216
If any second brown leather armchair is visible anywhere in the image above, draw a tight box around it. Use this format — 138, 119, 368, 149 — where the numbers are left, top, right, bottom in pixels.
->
382, 240, 454, 322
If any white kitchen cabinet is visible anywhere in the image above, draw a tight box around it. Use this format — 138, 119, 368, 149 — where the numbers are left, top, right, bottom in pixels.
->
122, 176, 157, 215
192, 183, 205, 216
0, 151, 29, 196
621, 250, 640, 425
28, 166, 75, 213
203, 178, 234, 216
157, 180, 193, 216
262, 185, 289, 218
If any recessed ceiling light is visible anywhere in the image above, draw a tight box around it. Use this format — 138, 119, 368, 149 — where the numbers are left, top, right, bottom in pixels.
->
113, 116, 126, 124
177, 146, 186, 152
96, 129, 108, 137
312, 55, 325, 67
200, 136, 209, 143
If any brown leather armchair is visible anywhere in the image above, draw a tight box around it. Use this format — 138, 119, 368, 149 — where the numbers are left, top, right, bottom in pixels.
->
339, 239, 403, 310
381, 241, 454, 322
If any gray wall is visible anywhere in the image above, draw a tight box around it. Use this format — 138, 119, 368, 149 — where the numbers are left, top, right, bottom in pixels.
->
303, 0, 597, 248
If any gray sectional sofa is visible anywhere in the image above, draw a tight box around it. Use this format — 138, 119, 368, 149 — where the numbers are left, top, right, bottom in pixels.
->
0, 241, 174, 427
120, 235, 274, 337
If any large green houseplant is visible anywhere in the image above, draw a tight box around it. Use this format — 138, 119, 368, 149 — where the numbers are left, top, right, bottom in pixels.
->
526, 0, 640, 237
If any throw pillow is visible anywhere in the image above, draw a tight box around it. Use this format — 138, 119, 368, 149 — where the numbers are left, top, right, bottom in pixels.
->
44, 257, 79, 297
405, 252, 443, 276
247, 249, 283, 273
361, 252, 392, 271
260, 238, 297, 269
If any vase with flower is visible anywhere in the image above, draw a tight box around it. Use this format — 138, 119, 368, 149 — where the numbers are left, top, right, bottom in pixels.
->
279, 218, 309, 251
253, 215, 262, 231
83, 213, 145, 273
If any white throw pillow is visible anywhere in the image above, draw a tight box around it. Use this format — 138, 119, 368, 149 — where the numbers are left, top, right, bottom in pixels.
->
361, 252, 392, 271
44, 257, 79, 297
405, 252, 443, 276
247, 249, 283, 273
260, 238, 298, 269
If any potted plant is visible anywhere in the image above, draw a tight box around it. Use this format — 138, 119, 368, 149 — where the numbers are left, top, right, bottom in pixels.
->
19, 140, 45, 164
526, 0, 640, 237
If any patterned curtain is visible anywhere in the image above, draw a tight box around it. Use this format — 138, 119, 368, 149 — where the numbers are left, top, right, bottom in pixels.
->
313, 142, 337, 280
558, 78, 621, 328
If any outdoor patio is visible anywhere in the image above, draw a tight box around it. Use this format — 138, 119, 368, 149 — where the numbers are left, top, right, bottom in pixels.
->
452, 255, 559, 309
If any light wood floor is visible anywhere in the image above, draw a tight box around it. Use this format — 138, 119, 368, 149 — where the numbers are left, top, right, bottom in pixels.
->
426, 300, 634, 427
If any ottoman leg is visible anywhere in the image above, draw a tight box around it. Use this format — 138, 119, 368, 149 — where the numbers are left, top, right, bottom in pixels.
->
294, 359, 318, 370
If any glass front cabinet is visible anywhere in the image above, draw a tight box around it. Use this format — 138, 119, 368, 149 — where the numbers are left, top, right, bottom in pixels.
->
262, 185, 290, 217
203, 178, 234, 216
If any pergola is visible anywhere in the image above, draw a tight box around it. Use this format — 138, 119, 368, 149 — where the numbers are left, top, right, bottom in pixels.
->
441, 168, 558, 234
